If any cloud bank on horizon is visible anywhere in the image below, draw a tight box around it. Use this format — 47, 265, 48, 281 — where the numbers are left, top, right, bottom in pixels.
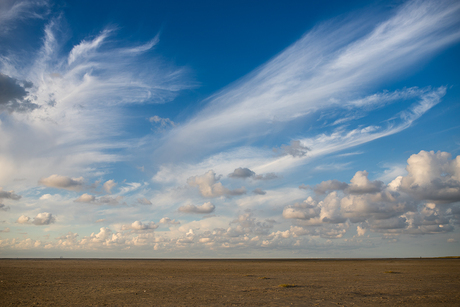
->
0, 0, 459, 258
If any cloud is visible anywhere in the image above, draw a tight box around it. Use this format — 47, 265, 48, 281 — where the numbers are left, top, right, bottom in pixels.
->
313, 180, 349, 195
121, 35, 160, 54
78, 227, 124, 248
398, 150, 460, 203
137, 197, 152, 205
16, 215, 30, 224
32, 212, 55, 225
121, 221, 158, 231
54, 231, 79, 248
340, 191, 412, 222
68, 29, 112, 65
178, 202, 215, 214
187, 171, 225, 197
0, 203, 10, 211
5, 145, 458, 252
17, 212, 55, 225
159, 217, 180, 225
155, 0, 460, 163
228, 187, 246, 196
97, 195, 125, 206
103, 180, 117, 194
187, 170, 246, 198
356, 226, 366, 237
252, 188, 266, 195
228, 167, 278, 182
274, 140, 310, 157
283, 197, 320, 220
228, 167, 255, 179
346, 171, 384, 194
283, 150, 460, 236
39, 194, 53, 200
0, 73, 38, 113
74, 193, 96, 203
228, 212, 275, 237
377, 164, 407, 183
38, 175, 84, 191
2, 1, 460, 256
0, 0, 48, 35
0, 13, 192, 189
294, 181, 409, 227
119, 182, 142, 195
74, 193, 127, 205
149, 116, 175, 129
0, 188, 21, 200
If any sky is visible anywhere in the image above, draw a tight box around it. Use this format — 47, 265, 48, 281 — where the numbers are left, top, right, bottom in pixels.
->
1, 0, 460, 258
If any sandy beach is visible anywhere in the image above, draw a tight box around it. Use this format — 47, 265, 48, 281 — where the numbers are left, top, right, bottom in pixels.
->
1, 258, 459, 306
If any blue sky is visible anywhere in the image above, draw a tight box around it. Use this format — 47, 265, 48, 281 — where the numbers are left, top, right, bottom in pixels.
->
1, 0, 460, 258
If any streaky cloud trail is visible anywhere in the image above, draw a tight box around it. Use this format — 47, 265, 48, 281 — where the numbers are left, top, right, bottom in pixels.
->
156, 0, 460, 163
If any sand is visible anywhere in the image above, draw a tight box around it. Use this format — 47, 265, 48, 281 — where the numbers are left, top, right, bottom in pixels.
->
1, 258, 459, 306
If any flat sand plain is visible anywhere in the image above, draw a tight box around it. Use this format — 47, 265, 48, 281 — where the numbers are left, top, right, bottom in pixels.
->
1, 259, 459, 306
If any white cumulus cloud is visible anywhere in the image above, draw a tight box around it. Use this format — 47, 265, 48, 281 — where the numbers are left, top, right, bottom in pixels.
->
38, 175, 84, 191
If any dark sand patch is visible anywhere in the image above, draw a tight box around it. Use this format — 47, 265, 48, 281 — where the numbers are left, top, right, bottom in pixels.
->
1, 259, 459, 306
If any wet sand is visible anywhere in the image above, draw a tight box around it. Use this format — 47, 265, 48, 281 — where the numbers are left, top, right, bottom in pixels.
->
1, 258, 459, 306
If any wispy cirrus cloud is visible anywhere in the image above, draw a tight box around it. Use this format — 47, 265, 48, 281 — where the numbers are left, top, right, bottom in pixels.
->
151, 87, 446, 193
0, 0, 48, 35
156, 0, 460, 163
0, 14, 193, 189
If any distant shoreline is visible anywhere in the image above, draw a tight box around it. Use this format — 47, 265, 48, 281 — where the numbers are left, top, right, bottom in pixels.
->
1, 256, 459, 260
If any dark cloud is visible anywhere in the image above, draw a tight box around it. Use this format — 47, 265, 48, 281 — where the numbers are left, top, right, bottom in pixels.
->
17, 213, 55, 225
346, 171, 384, 194
0, 189, 21, 200
0, 73, 38, 113
369, 217, 408, 230
0, 188, 19, 212
228, 167, 255, 179
228, 187, 247, 196
137, 197, 152, 205
253, 188, 266, 195
228, 167, 278, 181
313, 180, 349, 194
178, 202, 215, 214
0, 203, 10, 211
97, 195, 125, 206
32, 212, 55, 225
274, 140, 310, 157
